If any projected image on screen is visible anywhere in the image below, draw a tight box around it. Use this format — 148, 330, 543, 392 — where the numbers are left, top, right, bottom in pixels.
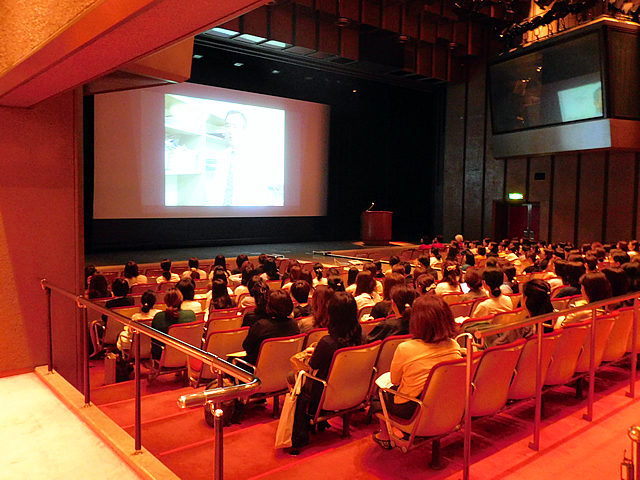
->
557, 81, 603, 123
165, 95, 285, 207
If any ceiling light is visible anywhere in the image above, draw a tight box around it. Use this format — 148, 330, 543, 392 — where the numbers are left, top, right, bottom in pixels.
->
234, 62, 244, 67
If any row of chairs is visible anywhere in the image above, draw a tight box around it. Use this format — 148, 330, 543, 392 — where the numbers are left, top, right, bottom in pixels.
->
377, 307, 635, 465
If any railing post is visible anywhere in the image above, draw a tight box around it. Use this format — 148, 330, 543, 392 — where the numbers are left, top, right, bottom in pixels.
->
463, 333, 473, 480
82, 306, 91, 406
628, 297, 639, 399
214, 369, 225, 480
583, 306, 597, 422
46, 287, 53, 373
529, 319, 543, 451
134, 329, 142, 452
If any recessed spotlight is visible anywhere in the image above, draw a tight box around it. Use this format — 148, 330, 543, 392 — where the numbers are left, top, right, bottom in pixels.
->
352, 89, 357, 93
272, 69, 280, 74
234, 62, 244, 67
193, 54, 203, 59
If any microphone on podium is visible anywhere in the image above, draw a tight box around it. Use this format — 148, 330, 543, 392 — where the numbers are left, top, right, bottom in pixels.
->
365, 202, 375, 213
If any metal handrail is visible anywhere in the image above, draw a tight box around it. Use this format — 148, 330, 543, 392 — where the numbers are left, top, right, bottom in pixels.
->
41, 278, 260, 480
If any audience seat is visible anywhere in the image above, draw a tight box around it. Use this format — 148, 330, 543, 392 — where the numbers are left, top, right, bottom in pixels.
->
148, 320, 205, 384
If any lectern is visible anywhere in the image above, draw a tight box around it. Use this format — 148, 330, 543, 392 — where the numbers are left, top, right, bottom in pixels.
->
361, 211, 392, 245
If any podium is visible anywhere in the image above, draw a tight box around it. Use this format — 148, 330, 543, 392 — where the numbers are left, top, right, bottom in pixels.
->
361, 211, 392, 245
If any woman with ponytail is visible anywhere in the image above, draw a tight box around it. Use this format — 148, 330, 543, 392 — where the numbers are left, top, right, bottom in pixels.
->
132, 290, 160, 320
435, 260, 462, 295
156, 259, 180, 284
367, 284, 418, 342
471, 267, 513, 318
151, 288, 197, 359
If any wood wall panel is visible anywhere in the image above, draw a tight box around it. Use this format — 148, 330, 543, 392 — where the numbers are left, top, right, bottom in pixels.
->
483, 114, 503, 239
551, 155, 578, 243
528, 156, 551, 242
443, 81, 465, 238
577, 152, 605, 245
463, 58, 487, 241
606, 151, 636, 242
505, 157, 527, 199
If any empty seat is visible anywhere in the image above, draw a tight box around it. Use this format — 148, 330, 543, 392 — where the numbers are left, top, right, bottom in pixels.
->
188, 327, 250, 387
148, 320, 205, 383
602, 307, 633, 363
544, 321, 589, 386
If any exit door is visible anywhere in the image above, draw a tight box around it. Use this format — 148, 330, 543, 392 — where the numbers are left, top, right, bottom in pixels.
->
493, 202, 540, 241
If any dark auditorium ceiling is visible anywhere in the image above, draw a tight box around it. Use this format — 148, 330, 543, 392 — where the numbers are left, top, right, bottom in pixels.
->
194, 0, 532, 87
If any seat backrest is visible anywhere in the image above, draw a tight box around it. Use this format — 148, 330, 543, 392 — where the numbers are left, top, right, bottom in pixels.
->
449, 300, 476, 318
129, 283, 158, 295
515, 274, 530, 283
254, 334, 306, 393
508, 329, 563, 400
358, 305, 374, 321
278, 258, 291, 275
442, 293, 463, 305
504, 293, 522, 309
544, 321, 589, 386
627, 306, 640, 353
209, 307, 241, 319
493, 308, 527, 326
145, 267, 164, 277
206, 316, 244, 332
266, 280, 282, 290
158, 281, 178, 292
162, 321, 205, 368
360, 320, 381, 336
412, 355, 482, 437
469, 297, 489, 317
103, 315, 126, 346
198, 327, 251, 381
305, 328, 329, 348
131, 319, 153, 359
551, 297, 571, 311
321, 341, 382, 411
575, 313, 617, 373
550, 285, 567, 299
110, 305, 140, 319
470, 339, 526, 417
602, 307, 633, 362
374, 335, 412, 380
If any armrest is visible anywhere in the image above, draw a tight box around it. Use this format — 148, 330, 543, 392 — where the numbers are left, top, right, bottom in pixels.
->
379, 387, 424, 406
231, 357, 256, 373
300, 371, 327, 388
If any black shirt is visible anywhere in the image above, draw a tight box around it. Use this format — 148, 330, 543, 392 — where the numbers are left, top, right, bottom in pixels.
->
242, 316, 300, 365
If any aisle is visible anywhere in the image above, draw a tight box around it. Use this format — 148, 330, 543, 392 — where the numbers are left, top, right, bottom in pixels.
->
0, 373, 141, 480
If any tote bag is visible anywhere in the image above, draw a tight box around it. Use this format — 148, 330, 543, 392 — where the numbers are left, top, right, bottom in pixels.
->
275, 370, 305, 449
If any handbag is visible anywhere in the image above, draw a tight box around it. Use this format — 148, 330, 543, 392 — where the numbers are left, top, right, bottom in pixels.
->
275, 370, 305, 449
289, 343, 317, 375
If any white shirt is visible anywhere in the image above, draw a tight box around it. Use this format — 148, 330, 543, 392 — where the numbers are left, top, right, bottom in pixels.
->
126, 275, 148, 287
472, 295, 513, 318
182, 269, 207, 280
205, 147, 273, 206
156, 273, 180, 283
355, 293, 376, 310
435, 282, 461, 296
181, 300, 202, 314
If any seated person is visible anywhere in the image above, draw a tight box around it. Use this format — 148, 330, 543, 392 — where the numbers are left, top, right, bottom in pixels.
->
371, 273, 406, 320
415, 273, 437, 296
459, 268, 487, 303
118, 290, 159, 353
327, 274, 345, 292
297, 285, 333, 334
87, 272, 111, 299
176, 277, 202, 314
260, 257, 281, 282
499, 264, 519, 295
367, 284, 417, 342
209, 255, 230, 279
209, 278, 237, 310
290, 292, 364, 452
373, 295, 462, 449
242, 279, 270, 327
312, 263, 328, 287
354, 271, 378, 311
291, 280, 312, 318
151, 288, 197, 359
559, 271, 612, 327
553, 261, 585, 298
103, 278, 135, 318
231, 254, 249, 275
282, 265, 302, 291
234, 261, 256, 297
124, 261, 148, 287
471, 268, 513, 318
156, 259, 180, 284
434, 260, 462, 296
182, 257, 207, 280
242, 289, 300, 366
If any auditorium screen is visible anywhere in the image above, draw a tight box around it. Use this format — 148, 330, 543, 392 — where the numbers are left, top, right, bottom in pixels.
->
490, 32, 604, 134
93, 83, 330, 218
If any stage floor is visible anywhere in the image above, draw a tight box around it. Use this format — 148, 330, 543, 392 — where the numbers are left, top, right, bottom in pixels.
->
85, 240, 416, 268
